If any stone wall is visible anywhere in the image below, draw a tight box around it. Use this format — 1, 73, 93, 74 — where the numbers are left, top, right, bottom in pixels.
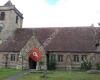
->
0, 5, 23, 43
0, 34, 47, 69
18, 34, 47, 70
0, 52, 19, 68
96, 53, 100, 63
49, 52, 100, 70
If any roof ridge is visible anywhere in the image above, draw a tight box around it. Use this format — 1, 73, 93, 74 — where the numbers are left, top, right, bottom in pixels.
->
20, 26, 98, 29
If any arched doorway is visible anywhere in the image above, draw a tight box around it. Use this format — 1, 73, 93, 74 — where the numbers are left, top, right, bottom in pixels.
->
29, 57, 37, 69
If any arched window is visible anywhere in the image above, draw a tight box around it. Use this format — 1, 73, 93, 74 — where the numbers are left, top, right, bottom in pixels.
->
0, 12, 5, 20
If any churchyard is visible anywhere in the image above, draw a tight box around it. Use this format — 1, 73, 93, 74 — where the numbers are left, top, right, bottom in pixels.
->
16, 71, 100, 80
0, 68, 20, 80
1, 68, 100, 80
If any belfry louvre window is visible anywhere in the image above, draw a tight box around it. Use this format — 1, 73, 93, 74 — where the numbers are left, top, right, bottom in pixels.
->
0, 12, 5, 20
58, 55, 63, 62
16, 16, 18, 24
73, 55, 79, 62
10, 54, 16, 61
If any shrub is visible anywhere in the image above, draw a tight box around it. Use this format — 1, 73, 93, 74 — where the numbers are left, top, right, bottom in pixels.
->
80, 61, 92, 71
48, 60, 56, 70
96, 63, 100, 70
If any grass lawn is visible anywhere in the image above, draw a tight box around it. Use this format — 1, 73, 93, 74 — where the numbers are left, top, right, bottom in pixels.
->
17, 71, 100, 80
0, 68, 21, 80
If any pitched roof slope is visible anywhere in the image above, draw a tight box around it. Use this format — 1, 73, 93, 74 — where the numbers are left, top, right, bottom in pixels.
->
0, 28, 33, 52
0, 27, 99, 52
95, 27, 100, 39
36, 27, 97, 52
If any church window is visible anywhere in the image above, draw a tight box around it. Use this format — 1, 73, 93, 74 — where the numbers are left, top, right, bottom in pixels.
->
81, 55, 87, 61
0, 12, 5, 20
10, 54, 16, 61
16, 16, 18, 24
58, 55, 63, 62
51, 54, 56, 61
73, 55, 79, 62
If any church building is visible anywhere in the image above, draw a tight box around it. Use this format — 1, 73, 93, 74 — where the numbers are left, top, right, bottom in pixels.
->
0, 1, 100, 70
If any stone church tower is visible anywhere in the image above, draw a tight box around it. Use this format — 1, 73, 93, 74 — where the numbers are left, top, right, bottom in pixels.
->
0, 0, 23, 43
0, 1, 47, 70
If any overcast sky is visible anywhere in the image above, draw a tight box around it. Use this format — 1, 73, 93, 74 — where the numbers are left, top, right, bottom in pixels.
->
0, 0, 100, 28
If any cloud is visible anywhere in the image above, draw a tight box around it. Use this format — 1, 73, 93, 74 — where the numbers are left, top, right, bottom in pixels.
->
0, 0, 100, 27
